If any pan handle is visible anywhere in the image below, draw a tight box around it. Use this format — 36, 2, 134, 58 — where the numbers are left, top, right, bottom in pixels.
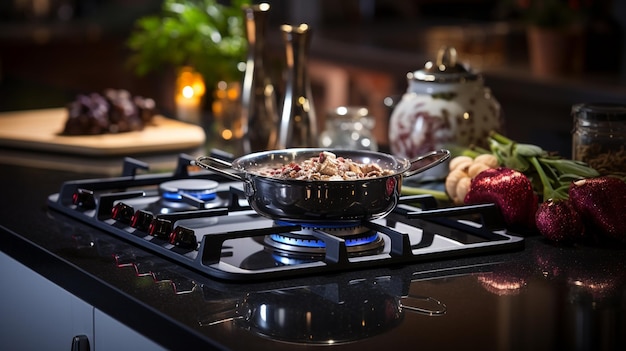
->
400, 295, 447, 316
192, 156, 245, 182
403, 149, 451, 178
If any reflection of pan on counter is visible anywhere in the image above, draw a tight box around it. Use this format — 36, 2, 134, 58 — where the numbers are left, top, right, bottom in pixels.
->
201, 278, 446, 344
194, 148, 450, 223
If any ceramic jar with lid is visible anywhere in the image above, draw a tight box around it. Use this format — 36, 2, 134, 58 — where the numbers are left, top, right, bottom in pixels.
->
388, 46, 503, 180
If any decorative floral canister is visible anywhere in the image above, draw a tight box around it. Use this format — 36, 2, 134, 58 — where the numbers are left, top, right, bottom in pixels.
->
388, 46, 503, 180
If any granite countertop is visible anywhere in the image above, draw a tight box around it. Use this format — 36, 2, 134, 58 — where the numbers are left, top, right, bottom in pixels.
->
1, 161, 625, 350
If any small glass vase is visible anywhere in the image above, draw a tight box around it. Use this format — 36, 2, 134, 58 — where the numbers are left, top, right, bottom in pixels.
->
212, 81, 244, 156
319, 106, 378, 151
277, 24, 317, 149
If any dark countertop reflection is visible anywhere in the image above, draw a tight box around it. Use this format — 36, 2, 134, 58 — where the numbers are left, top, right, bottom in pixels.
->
0, 162, 624, 350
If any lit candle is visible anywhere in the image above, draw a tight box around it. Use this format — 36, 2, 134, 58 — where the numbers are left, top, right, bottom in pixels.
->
175, 67, 205, 124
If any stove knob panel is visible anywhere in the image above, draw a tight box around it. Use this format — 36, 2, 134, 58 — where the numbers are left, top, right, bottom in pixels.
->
72, 188, 96, 209
149, 218, 173, 239
169, 226, 198, 250
131, 210, 154, 231
111, 202, 134, 224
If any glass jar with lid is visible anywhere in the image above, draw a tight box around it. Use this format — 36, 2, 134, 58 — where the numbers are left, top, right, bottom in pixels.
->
572, 103, 626, 177
319, 106, 378, 151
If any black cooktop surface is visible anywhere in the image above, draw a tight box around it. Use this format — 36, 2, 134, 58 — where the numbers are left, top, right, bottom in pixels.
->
2, 159, 624, 351
46, 155, 524, 281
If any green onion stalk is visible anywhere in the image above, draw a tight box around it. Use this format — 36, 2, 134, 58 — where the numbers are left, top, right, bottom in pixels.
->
488, 132, 599, 201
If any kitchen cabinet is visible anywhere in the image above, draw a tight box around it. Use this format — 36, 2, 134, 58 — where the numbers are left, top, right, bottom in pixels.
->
93, 309, 164, 350
0, 251, 164, 351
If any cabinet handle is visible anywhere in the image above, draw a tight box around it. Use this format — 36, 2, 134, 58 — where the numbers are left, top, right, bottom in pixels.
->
71, 335, 90, 351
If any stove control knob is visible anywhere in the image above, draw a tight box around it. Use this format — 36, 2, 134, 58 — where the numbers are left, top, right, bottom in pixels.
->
71, 334, 90, 351
111, 202, 134, 224
130, 210, 154, 232
72, 188, 96, 209
149, 218, 173, 239
169, 226, 198, 250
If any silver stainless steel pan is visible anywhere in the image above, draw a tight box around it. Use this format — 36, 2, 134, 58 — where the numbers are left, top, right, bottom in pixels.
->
193, 148, 449, 223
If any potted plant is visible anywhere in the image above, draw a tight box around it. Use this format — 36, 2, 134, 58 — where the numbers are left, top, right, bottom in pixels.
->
126, 0, 250, 116
508, 0, 591, 76
515, 0, 588, 28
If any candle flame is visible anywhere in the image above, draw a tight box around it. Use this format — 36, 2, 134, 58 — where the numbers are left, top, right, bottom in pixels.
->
182, 85, 195, 99
177, 66, 205, 100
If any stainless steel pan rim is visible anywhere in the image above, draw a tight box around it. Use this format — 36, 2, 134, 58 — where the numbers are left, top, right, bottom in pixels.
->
192, 148, 450, 222
193, 148, 450, 182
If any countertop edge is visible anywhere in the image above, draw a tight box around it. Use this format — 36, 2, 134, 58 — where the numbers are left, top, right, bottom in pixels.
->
0, 224, 225, 351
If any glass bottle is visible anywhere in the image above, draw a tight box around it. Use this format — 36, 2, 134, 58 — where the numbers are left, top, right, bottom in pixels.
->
241, 3, 278, 153
277, 24, 317, 149
572, 103, 626, 177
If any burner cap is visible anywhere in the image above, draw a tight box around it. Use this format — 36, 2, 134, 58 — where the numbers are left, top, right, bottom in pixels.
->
160, 179, 219, 202
269, 232, 379, 248
265, 221, 385, 255
274, 220, 363, 232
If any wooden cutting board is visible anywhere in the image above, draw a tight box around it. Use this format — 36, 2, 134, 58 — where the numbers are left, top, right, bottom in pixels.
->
0, 108, 206, 156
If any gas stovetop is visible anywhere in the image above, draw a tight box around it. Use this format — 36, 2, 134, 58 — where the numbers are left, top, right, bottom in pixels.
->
47, 154, 524, 281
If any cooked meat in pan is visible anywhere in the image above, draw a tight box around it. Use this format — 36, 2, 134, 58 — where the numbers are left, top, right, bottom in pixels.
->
254, 151, 395, 180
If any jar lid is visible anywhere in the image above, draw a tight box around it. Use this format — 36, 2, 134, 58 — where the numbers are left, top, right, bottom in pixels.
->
572, 103, 626, 122
408, 46, 479, 83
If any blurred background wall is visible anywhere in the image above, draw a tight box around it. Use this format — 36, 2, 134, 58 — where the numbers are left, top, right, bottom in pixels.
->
1, 0, 625, 156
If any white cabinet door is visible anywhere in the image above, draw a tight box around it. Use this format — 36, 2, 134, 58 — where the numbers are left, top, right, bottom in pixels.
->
0, 251, 94, 351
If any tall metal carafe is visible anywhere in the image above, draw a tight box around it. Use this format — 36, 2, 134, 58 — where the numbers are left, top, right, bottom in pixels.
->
277, 24, 317, 149
241, 3, 278, 153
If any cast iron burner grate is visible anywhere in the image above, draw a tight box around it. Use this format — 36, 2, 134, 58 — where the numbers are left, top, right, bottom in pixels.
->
47, 154, 524, 281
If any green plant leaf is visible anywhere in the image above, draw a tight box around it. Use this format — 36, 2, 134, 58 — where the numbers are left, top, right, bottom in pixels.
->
126, 0, 250, 86
514, 143, 544, 157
